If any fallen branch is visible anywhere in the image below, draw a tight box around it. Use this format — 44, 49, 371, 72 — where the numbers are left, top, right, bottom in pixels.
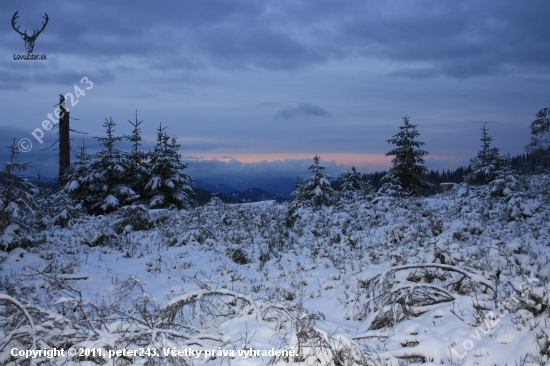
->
0, 294, 36, 363
164, 289, 261, 321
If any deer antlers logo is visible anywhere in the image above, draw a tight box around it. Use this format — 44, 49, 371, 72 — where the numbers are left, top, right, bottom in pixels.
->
11, 11, 49, 54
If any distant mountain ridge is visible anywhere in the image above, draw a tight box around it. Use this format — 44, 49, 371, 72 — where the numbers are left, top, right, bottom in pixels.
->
6, 175, 289, 204
192, 180, 240, 195
231, 188, 286, 203
195, 176, 296, 198
229, 176, 296, 198
192, 180, 286, 203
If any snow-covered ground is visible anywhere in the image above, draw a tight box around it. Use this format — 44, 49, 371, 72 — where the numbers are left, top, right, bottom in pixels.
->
1, 178, 550, 365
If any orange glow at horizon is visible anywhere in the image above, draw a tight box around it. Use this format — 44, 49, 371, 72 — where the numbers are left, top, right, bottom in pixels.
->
181, 152, 465, 171
184, 152, 392, 166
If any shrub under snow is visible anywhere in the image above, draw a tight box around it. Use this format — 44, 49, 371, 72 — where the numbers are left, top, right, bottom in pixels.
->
0, 175, 550, 365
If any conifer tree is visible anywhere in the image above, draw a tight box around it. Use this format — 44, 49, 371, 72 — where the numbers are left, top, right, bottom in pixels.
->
525, 106, 550, 170
291, 177, 304, 200
82, 118, 136, 213
65, 140, 92, 205
144, 123, 194, 209
338, 166, 373, 201
379, 116, 431, 196
124, 111, 148, 200
41, 141, 88, 226
291, 154, 334, 207
526, 106, 550, 153
487, 155, 521, 198
467, 123, 504, 185
0, 139, 35, 248
36, 166, 84, 229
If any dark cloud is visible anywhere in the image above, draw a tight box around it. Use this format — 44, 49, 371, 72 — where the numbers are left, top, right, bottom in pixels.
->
388, 67, 440, 80
160, 86, 193, 95
0, 59, 116, 91
2, 0, 547, 79
178, 142, 242, 151
255, 101, 284, 107
345, 1, 550, 79
274, 103, 331, 120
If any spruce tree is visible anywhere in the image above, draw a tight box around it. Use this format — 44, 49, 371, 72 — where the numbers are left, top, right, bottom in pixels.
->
467, 123, 504, 185
83, 118, 136, 213
123, 112, 148, 201
290, 154, 334, 207
36, 167, 84, 228
65, 140, 92, 205
525, 106, 550, 170
337, 166, 373, 201
0, 139, 35, 248
526, 106, 550, 153
380, 116, 431, 196
145, 123, 194, 209
45, 141, 89, 226
291, 177, 304, 200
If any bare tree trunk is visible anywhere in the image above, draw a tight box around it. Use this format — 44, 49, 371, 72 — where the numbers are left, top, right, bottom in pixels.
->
58, 97, 70, 186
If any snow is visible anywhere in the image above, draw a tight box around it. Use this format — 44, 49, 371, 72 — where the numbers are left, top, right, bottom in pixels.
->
1, 177, 550, 365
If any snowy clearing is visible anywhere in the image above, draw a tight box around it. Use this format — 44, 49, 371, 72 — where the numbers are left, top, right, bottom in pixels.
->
1, 179, 550, 365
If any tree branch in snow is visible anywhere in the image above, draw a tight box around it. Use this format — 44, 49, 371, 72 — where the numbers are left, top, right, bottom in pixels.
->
354, 263, 495, 330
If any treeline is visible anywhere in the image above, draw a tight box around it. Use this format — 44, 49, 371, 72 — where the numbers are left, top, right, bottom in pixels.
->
362, 166, 471, 193
1, 105, 549, 249
294, 108, 550, 211
359, 149, 550, 193
509, 150, 550, 174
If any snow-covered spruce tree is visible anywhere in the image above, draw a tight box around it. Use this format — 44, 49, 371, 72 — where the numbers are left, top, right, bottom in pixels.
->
290, 154, 335, 207
526, 106, 550, 154
144, 123, 194, 209
0, 139, 35, 249
36, 146, 86, 229
64, 140, 92, 206
78, 118, 136, 214
466, 123, 504, 185
35, 171, 84, 229
485, 157, 539, 219
379, 116, 431, 196
525, 106, 550, 174
32, 172, 55, 224
488, 158, 521, 196
123, 112, 149, 201
337, 166, 373, 201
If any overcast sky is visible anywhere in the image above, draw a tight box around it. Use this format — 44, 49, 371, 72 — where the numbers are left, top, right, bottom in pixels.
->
1, 0, 549, 183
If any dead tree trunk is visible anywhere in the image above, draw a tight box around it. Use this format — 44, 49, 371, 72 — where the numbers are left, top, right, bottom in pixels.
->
58, 96, 70, 186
